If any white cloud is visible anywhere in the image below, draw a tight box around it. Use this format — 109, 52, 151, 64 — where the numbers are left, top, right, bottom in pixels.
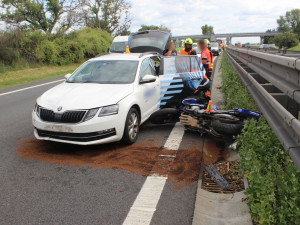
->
130, 0, 300, 43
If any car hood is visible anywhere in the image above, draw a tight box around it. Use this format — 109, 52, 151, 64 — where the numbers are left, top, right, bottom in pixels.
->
38, 82, 134, 111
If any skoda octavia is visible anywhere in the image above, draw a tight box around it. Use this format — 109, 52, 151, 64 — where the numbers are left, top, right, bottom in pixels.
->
32, 31, 206, 145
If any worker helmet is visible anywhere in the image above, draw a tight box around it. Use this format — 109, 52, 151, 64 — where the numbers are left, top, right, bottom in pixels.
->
204, 39, 210, 47
184, 38, 193, 45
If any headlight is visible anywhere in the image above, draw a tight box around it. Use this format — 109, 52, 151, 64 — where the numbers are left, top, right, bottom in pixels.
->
84, 108, 100, 122
98, 104, 119, 117
34, 104, 41, 117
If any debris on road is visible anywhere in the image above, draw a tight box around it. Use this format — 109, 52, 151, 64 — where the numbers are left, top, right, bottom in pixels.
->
205, 166, 230, 190
202, 161, 244, 193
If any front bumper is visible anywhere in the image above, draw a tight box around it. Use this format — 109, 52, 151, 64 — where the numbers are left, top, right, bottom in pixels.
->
32, 111, 124, 145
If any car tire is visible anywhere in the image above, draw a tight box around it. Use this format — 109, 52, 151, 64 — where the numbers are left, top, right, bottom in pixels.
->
212, 120, 244, 136
149, 108, 180, 124
122, 108, 140, 144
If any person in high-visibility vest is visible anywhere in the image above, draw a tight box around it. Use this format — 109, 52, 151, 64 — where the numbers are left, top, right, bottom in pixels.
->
198, 39, 213, 80
181, 38, 197, 56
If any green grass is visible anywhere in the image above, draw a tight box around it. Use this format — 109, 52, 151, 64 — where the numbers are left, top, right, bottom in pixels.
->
176, 47, 182, 54
288, 43, 300, 51
221, 53, 258, 111
0, 63, 81, 89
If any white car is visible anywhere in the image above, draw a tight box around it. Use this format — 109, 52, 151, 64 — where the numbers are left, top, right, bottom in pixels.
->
33, 31, 206, 145
109, 36, 129, 53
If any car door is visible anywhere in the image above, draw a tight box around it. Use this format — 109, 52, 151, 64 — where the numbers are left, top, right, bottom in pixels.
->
158, 56, 205, 108
137, 57, 160, 120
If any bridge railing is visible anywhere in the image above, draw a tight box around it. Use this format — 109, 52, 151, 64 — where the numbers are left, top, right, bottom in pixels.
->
226, 46, 300, 170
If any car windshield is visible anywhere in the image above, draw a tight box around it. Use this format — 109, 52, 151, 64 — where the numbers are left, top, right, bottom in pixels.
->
110, 41, 127, 53
68, 60, 139, 84
210, 43, 218, 47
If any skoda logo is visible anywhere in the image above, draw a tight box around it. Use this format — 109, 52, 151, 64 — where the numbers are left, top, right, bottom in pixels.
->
57, 106, 62, 112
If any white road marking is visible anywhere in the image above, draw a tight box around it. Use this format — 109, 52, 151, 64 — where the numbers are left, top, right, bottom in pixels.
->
163, 122, 186, 150
213, 56, 218, 62
123, 122, 185, 225
122, 176, 167, 225
0, 79, 64, 97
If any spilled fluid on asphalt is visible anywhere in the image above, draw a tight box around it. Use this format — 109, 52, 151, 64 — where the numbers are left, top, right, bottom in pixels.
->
17, 139, 209, 184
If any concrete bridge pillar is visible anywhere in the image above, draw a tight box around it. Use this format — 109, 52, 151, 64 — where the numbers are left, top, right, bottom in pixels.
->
260, 36, 263, 45
226, 37, 232, 45
210, 35, 216, 42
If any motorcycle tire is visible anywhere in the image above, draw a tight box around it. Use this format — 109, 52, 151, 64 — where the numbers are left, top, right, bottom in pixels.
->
212, 120, 244, 135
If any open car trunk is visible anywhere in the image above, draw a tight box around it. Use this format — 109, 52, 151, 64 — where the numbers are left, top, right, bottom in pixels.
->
128, 30, 170, 54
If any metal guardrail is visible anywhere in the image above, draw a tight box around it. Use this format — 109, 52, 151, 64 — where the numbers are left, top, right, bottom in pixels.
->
226, 46, 300, 170
247, 48, 300, 58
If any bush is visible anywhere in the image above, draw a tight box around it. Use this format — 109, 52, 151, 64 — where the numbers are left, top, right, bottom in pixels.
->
0, 27, 113, 68
237, 119, 300, 225
222, 52, 300, 224
273, 32, 299, 49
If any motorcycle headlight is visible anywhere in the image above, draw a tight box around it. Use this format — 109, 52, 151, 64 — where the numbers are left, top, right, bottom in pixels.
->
84, 108, 100, 122
98, 104, 119, 117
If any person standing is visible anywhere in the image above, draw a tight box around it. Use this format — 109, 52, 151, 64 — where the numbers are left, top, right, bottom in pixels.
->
164, 42, 177, 56
198, 39, 213, 79
181, 38, 197, 56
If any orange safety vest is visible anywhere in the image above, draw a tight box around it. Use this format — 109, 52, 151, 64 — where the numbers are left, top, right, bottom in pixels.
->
181, 48, 195, 56
201, 49, 213, 69
209, 50, 213, 71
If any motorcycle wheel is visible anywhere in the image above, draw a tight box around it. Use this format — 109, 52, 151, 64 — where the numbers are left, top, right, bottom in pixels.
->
212, 120, 244, 135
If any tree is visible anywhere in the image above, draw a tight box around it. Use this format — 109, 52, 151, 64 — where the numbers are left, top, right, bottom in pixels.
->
277, 9, 300, 38
138, 24, 171, 34
263, 29, 276, 44
0, 0, 80, 35
201, 24, 214, 34
273, 32, 299, 49
80, 0, 132, 35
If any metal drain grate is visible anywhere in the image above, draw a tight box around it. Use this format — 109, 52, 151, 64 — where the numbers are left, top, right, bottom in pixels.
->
201, 161, 245, 193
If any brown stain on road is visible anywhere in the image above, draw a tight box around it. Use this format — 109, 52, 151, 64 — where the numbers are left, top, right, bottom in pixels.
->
17, 139, 204, 184
18, 139, 161, 176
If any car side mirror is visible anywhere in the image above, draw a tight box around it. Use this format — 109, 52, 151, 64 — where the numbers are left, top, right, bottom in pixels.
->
64, 73, 72, 80
140, 75, 156, 84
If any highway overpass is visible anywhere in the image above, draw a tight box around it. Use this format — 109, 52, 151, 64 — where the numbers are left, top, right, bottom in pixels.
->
173, 31, 283, 45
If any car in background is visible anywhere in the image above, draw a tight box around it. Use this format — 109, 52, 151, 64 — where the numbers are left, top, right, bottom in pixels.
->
210, 42, 221, 56
259, 44, 276, 50
32, 31, 206, 146
109, 36, 129, 53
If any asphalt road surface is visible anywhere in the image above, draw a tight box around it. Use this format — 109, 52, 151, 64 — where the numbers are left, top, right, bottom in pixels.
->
0, 75, 206, 225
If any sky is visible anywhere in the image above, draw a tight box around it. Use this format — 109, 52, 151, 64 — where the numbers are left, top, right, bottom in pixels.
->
1, 0, 300, 44
130, 0, 300, 44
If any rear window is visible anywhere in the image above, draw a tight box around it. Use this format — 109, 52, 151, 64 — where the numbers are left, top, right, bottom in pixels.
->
162, 56, 204, 74
129, 31, 170, 54
110, 41, 128, 53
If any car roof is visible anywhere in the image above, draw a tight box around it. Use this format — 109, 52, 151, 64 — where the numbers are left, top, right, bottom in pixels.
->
113, 36, 129, 42
90, 53, 156, 61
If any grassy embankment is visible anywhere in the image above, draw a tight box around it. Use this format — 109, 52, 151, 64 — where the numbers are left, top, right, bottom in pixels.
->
221, 53, 300, 225
288, 43, 300, 51
0, 63, 80, 89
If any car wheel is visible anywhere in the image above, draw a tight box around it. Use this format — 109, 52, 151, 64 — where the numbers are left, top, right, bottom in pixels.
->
122, 108, 140, 144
